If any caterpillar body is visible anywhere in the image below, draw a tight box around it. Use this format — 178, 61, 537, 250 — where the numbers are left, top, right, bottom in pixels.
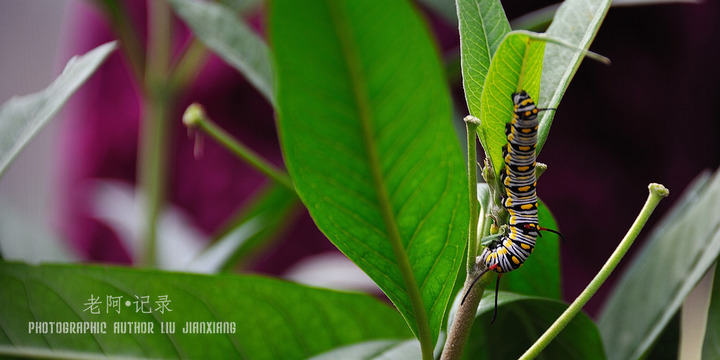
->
462, 91, 564, 322
480, 90, 541, 273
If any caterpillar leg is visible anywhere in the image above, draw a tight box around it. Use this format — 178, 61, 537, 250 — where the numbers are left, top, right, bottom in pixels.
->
461, 263, 498, 306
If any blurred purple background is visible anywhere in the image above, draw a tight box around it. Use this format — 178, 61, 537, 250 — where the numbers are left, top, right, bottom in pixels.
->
2, 0, 718, 317
53, 0, 336, 271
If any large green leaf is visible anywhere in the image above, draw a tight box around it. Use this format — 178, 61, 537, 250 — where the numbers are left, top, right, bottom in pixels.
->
270, 0, 468, 348
479, 32, 545, 176
0, 42, 116, 178
168, 0, 274, 104
456, 0, 511, 142
500, 199, 561, 300
536, 0, 611, 154
598, 169, 720, 360
703, 262, 720, 359
458, 292, 605, 359
0, 262, 411, 359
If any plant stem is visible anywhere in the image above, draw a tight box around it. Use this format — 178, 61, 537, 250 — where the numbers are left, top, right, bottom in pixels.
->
441, 269, 495, 360
441, 116, 488, 360
169, 39, 209, 91
182, 104, 294, 191
139, 0, 172, 267
519, 183, 669, 360
95, 0, 146, 83
464, 116, 481, 273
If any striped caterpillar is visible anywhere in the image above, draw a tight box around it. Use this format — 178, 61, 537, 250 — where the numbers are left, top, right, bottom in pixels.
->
462, 91, 564, 322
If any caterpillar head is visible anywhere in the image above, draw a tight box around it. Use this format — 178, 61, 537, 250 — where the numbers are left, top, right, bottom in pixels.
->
512, 90, 531, 104
512, 91, 538, 118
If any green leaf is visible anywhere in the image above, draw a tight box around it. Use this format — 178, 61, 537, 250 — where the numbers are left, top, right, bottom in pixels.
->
189, 184, 298, 272
457, 0, 511, 141
598, 169, 720, 360
270, 0, 468, 350
479, 32, 545, 176
703, 263, 720, 359
0, 262, 411, 359
501, 199, 561, 299
309, 339, 420, 360
459, 292, 605, 359
536, 0, 611, 154
168, 0, 274, 105
0, 42, 116, 179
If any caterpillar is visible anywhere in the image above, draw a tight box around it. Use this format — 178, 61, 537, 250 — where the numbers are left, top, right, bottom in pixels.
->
462, 90, 565, 322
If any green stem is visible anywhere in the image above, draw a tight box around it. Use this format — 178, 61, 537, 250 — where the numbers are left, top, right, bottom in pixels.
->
182, 104, 294, 191
519, 183, 669, 359
169, 39, 209, 92
441, 270, 494, 360
139, 0, 172, 267
441, 116, 492, 360
95, 0, 146, 84
464, 116, 481, 273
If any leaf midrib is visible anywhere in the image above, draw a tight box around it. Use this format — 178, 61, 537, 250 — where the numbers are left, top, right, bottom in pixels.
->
323, 0, 432, 354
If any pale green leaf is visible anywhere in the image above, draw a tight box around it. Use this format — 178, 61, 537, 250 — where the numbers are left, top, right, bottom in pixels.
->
0, 42, 116, 178
479, 32, 545, 176
168, 0, 274, 104
536, 0, 611, 154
